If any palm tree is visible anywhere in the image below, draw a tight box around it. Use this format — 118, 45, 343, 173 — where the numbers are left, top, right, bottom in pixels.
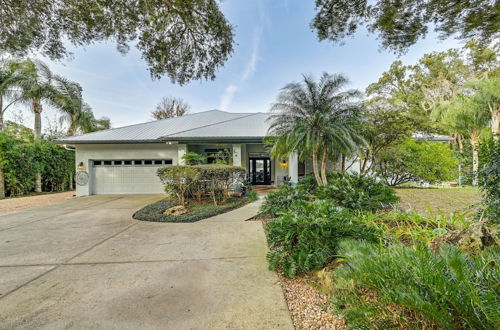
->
52, 76, 110, 136
14, 59, 57, 140
438, 96, 490, 186
267, 73, 365, 186
13, 59, 58, 192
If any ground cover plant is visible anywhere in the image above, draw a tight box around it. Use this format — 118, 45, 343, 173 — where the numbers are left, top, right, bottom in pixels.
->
396, 187, 481, 215
133, 197, 248, 223
331, 240, 500, 329
359, 210, 471, 245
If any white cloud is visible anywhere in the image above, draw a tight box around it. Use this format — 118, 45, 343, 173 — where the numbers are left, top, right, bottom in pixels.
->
242, 28, 262, 81
219, 84, 239, 111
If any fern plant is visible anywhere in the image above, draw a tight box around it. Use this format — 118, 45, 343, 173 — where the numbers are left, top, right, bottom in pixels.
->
332, 240, 500, 329
266, 200, 380, 277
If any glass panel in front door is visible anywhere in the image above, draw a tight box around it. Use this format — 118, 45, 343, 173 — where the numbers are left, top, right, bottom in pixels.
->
255, 159, 264, 183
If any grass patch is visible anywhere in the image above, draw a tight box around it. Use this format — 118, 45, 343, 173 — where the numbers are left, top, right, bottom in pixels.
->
395, 187, 480, 215
133, 197, 251, 223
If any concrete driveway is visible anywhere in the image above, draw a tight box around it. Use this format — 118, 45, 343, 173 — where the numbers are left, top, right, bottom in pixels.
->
0, 195, 292, 329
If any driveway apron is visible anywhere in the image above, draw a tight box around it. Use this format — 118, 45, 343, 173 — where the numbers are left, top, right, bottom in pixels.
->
0, 195, 292, 330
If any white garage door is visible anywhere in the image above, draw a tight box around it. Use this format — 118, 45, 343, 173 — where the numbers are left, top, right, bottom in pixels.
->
91, 159, 171, 194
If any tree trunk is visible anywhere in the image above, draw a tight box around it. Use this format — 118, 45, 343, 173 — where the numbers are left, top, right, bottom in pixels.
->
0, 167, 5, 198
33, 101, 42, 140
456, 134, 464, 186
33, 100, 43, 192
470, 132, 480, 187
311, 149, 322, 186
341, 154, 346, 172
320, 149, 328, 185
490, 103, 499, 139
0, 96, 4, 132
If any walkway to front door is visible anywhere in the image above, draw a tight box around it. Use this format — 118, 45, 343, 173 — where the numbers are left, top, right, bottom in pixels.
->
249, 157, 271, 185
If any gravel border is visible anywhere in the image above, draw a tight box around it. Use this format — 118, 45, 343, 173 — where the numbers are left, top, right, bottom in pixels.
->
279, 276, 346, 329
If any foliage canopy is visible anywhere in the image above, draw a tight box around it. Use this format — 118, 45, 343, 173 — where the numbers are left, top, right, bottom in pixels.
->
0, 0, 234, 84
312, 0, 500, 54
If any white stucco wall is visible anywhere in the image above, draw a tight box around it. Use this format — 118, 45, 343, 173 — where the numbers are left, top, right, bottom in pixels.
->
74, 143, 179, 196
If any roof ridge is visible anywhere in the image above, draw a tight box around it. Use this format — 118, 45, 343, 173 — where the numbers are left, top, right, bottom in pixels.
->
57, 110, 228, 140
161, 113, 261, 139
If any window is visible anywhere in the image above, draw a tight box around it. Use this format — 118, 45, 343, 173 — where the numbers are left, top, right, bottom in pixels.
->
92, 159, 173, 167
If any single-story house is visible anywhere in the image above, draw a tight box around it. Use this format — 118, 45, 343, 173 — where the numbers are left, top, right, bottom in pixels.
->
57, 110, 304, 196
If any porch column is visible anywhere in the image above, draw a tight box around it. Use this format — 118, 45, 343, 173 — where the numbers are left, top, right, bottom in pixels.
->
232, 144, 242, 166
288, 151, 299, 183
177, 144, 187, 165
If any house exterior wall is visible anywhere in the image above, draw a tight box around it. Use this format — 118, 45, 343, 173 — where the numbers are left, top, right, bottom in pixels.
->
75, 143, 179, 196
74, 142, 301, 196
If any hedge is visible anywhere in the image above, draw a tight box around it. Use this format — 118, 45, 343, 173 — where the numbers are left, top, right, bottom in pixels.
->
0, 132, 74, 197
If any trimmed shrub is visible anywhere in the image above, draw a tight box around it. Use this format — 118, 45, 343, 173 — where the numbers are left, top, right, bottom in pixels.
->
260, 184, 310, 217
331, 240, 500, 329
266, 200, 381, 278
157, 164, 246, 205
316, 173, 399, 212
133, 198, 247, 223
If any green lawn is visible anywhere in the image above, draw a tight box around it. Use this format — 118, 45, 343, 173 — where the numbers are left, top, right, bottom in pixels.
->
395, 187, 481, 216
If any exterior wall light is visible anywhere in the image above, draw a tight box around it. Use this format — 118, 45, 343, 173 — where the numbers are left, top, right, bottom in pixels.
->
279, 159, 288, 169
77, 161, 86, 171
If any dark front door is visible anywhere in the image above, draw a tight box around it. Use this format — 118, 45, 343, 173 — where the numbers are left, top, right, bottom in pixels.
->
249, 158, 271, 185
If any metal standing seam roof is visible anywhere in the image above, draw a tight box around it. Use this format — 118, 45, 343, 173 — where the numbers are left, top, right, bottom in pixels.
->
55, 109, 453, 144
56, 110, 272, 144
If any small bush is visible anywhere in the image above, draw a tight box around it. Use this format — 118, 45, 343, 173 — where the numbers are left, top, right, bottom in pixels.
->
331, 240, 500, 329
157, 164, 245, 205
316, 173, 399, 212
266, 200, 381, 278
182, 152, 205, 165
133, 198, 248, 223
260, 184, 310, 217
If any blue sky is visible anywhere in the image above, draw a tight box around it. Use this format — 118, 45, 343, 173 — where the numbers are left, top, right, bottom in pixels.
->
8, 0, 462, 129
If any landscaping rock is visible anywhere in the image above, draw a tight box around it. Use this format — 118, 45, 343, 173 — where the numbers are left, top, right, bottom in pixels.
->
279, 275, 346, 329
163, 205, 188, 216
430, 221, 497, 254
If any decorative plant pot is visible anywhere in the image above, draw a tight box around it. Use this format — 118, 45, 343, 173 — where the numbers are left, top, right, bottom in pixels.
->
450, 183, 458, 187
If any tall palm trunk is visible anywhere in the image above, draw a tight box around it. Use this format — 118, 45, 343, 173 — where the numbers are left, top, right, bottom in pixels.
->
311, 149, 322, 186
320, 149, 328, 185
33, 99, 42, 139
470, 131, 480, 187
33, 99, 43, 192
341, 154, 346, 172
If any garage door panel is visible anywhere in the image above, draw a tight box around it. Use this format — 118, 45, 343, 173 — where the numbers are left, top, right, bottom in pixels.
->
92, 161, 166, 194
